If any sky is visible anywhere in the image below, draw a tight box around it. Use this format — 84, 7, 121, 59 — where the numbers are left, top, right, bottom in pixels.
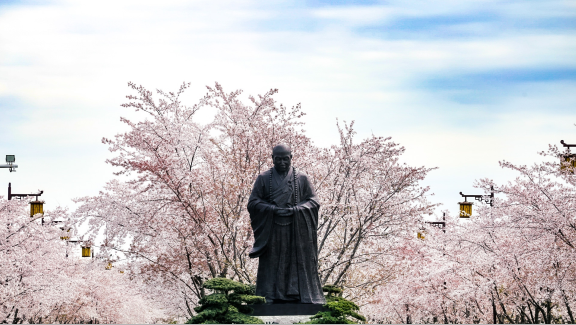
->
1, 0, 575, 220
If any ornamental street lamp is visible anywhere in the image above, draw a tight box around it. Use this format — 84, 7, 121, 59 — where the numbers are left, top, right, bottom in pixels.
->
1, 155, 18, 172
418, 213, 447, 238
8, 183, 45, 219
458, 186, 494, 218
426, 221, 446, 231
560, 140, 576, 172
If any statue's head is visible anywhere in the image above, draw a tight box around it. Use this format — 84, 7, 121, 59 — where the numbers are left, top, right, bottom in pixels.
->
272, 144, 292, 173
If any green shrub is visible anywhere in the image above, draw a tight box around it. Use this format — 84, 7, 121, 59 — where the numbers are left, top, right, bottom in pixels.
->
186, 278, 265, 324
305, 285, 366, 324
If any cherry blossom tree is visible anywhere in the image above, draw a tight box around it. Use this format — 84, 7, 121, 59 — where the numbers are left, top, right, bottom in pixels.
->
313, 121, 436, 303
364, 144, 576, 324
73, 82, 436, 319
0, 197, 165, 324
0, 198, 70, 323
74, 82, 316, 318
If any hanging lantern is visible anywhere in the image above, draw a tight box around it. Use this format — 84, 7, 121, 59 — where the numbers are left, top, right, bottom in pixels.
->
105, 262, 113, 270
60, 228, 71, 240
417, 232, 425, 240
459, 202, 473, 218
81, 246, 91, 257
30, 200, 44, 217
560, 154, 576, 172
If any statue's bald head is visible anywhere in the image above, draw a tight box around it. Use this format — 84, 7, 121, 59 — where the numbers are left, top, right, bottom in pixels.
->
272, 144, 292, 173
272, 144, 292, 156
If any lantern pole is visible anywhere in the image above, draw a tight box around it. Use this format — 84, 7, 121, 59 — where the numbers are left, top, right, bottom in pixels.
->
559, 141, 576, 172
560, 140, 576, 152
8, 183, 43, 201
459, 186, 494, 207
425, 213, 446, 233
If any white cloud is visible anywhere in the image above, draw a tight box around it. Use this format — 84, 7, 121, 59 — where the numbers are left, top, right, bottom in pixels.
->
0, 0, 574, 219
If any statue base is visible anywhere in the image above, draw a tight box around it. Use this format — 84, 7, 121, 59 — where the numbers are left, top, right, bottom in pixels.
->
250, 303, 326, 324
255, 315, 313, 324
251, 303, 326, 316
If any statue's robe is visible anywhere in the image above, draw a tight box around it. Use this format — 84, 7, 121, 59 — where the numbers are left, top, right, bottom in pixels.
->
248, 167, 325, 304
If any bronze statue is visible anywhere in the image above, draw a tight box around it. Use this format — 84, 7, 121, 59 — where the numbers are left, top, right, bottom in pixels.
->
248, 144, 325, 305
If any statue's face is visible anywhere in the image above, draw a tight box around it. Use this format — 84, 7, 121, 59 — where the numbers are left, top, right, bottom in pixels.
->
272, 151, 292, 173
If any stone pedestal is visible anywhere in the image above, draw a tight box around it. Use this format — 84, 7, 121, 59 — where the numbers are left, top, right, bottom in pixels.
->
250, 304, 326, 324
256, 315, 311, 324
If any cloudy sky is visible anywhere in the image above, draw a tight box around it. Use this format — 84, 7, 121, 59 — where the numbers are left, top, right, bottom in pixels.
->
1, 0, 575, 219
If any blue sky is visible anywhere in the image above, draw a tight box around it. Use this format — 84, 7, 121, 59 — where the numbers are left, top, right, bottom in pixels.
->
1, 0, 575, 218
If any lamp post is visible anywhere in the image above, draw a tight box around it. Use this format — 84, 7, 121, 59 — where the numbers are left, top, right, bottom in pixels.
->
458, 186, 494, 218
426, 213, 446, 233
560, 140, 576, 149
8, 183, 45, 223
560, 140, 576, 172
418, 213, 447, 239
8, 183, 43, 201
1, 155, 18, 172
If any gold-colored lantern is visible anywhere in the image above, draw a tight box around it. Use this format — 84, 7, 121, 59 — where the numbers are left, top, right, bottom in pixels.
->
82, 246, 91, 258
60, 228, 71, 240
459, 202, 473, 218
30, 201, 44, 217
560, 154, 576, 172
417, 232, 425, 240
105, 262, 113, 270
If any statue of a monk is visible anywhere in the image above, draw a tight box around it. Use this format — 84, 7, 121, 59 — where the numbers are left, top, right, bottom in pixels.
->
248, 144, 325, 305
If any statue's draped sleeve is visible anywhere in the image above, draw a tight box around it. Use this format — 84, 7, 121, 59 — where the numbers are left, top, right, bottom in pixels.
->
247, 173, 276, 258
291, 173, 323, 303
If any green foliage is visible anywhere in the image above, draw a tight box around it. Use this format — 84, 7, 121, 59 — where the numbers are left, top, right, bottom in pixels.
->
322, 285, 343, 295
186, 278, 265, 324
305, 286, 366, 324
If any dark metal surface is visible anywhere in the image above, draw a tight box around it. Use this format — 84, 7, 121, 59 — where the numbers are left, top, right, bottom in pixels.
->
426, 221, 446, 228
459, 186, 494, 207
425, 212, 447, 232
8, 183, 43, 200
560, 140, 576, 148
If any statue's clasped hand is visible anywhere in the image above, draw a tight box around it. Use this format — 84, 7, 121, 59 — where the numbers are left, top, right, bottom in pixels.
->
275, 208, 294, 217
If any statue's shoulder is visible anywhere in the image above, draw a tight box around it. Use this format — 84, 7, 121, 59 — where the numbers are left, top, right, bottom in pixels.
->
294, 168, 310, 180
257, 168, 273, 179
